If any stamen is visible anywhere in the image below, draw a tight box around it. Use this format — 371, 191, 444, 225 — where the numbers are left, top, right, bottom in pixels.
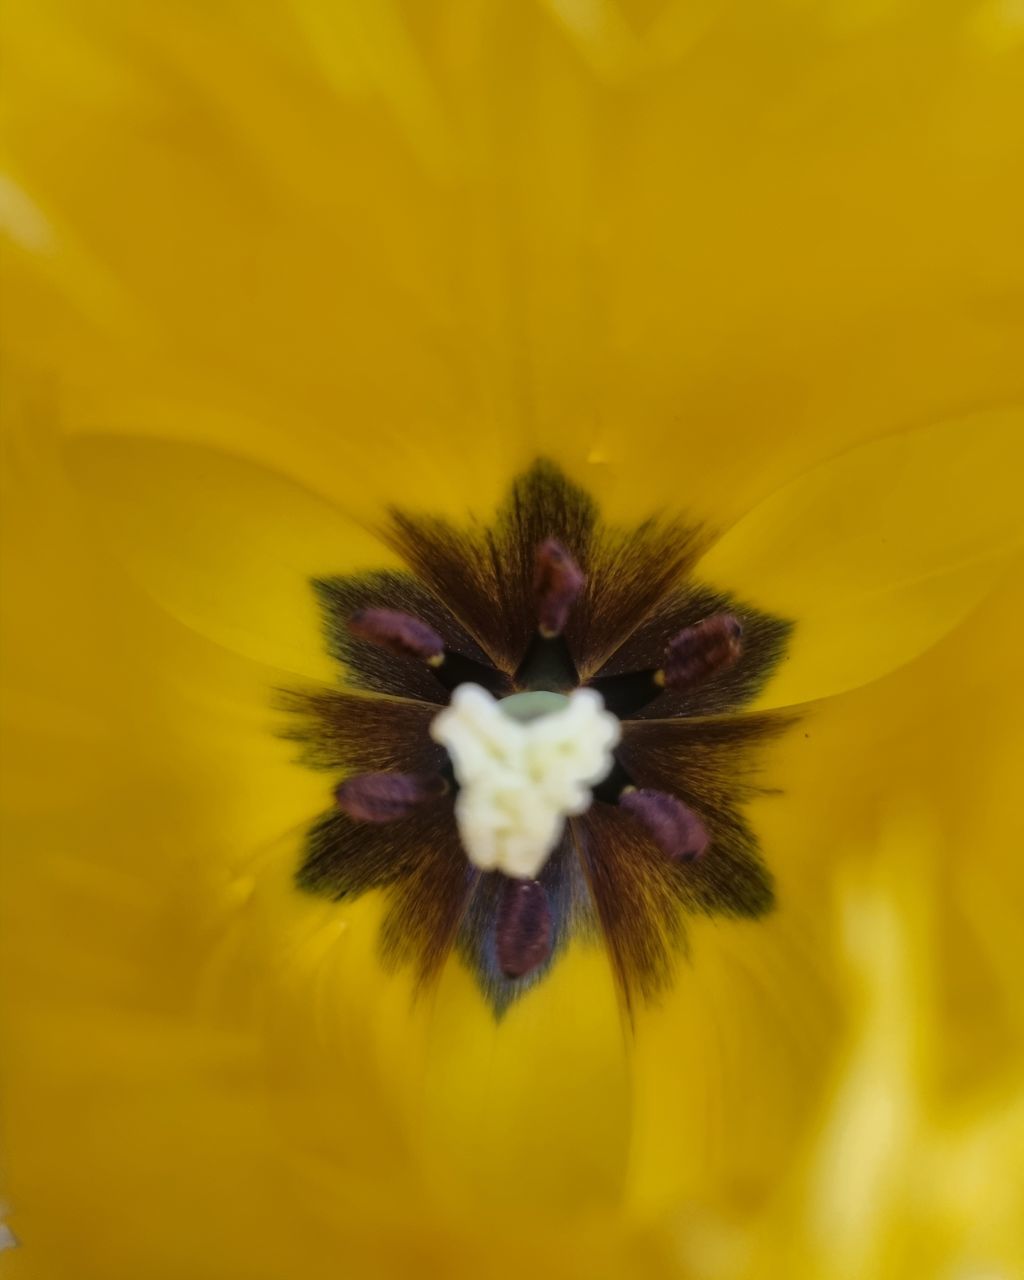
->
619, 787, 710, 862
496, 878, 553, 978
348, 608, 445, 666
534, 538, 585, 638
336, 771, 448, 823
657, 614, 743, 690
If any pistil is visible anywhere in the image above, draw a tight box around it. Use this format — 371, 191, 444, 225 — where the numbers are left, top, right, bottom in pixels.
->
430, 684, 620, 880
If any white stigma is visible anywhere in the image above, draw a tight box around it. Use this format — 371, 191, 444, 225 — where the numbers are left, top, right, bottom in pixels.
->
430, 684, 621, 880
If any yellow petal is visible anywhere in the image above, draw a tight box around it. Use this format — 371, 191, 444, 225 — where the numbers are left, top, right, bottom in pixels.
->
410, 943, 632, 1223
7, 0, 1024, 526
63, 432, 405, 680
625, 561, 1024, 1234
699, 410, 1024, 708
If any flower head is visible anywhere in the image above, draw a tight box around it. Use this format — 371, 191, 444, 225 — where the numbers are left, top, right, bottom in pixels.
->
2, 1, 1023, 1277
285, 461, 791, 1010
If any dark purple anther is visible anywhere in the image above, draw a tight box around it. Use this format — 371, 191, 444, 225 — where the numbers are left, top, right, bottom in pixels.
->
348, 608, 445, 665
496, 878, 554, 978
619, 788, 710, 863
335, 772, 447, 823
534, 538, 586, 638
660, 613, 743, 691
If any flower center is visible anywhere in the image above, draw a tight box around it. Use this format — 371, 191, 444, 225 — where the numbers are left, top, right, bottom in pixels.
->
291, 461, 792, 1005
330, 535, 744, 879
430, 685, 620, 879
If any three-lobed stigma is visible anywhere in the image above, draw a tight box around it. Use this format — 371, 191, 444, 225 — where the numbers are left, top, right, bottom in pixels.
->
430, 684, 621, 880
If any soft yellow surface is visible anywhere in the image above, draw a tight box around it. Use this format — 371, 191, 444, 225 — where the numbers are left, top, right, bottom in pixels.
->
2, 2, 1023, 1277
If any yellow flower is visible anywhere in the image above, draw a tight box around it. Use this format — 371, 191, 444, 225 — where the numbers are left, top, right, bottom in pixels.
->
2, 2, 1023, 1278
